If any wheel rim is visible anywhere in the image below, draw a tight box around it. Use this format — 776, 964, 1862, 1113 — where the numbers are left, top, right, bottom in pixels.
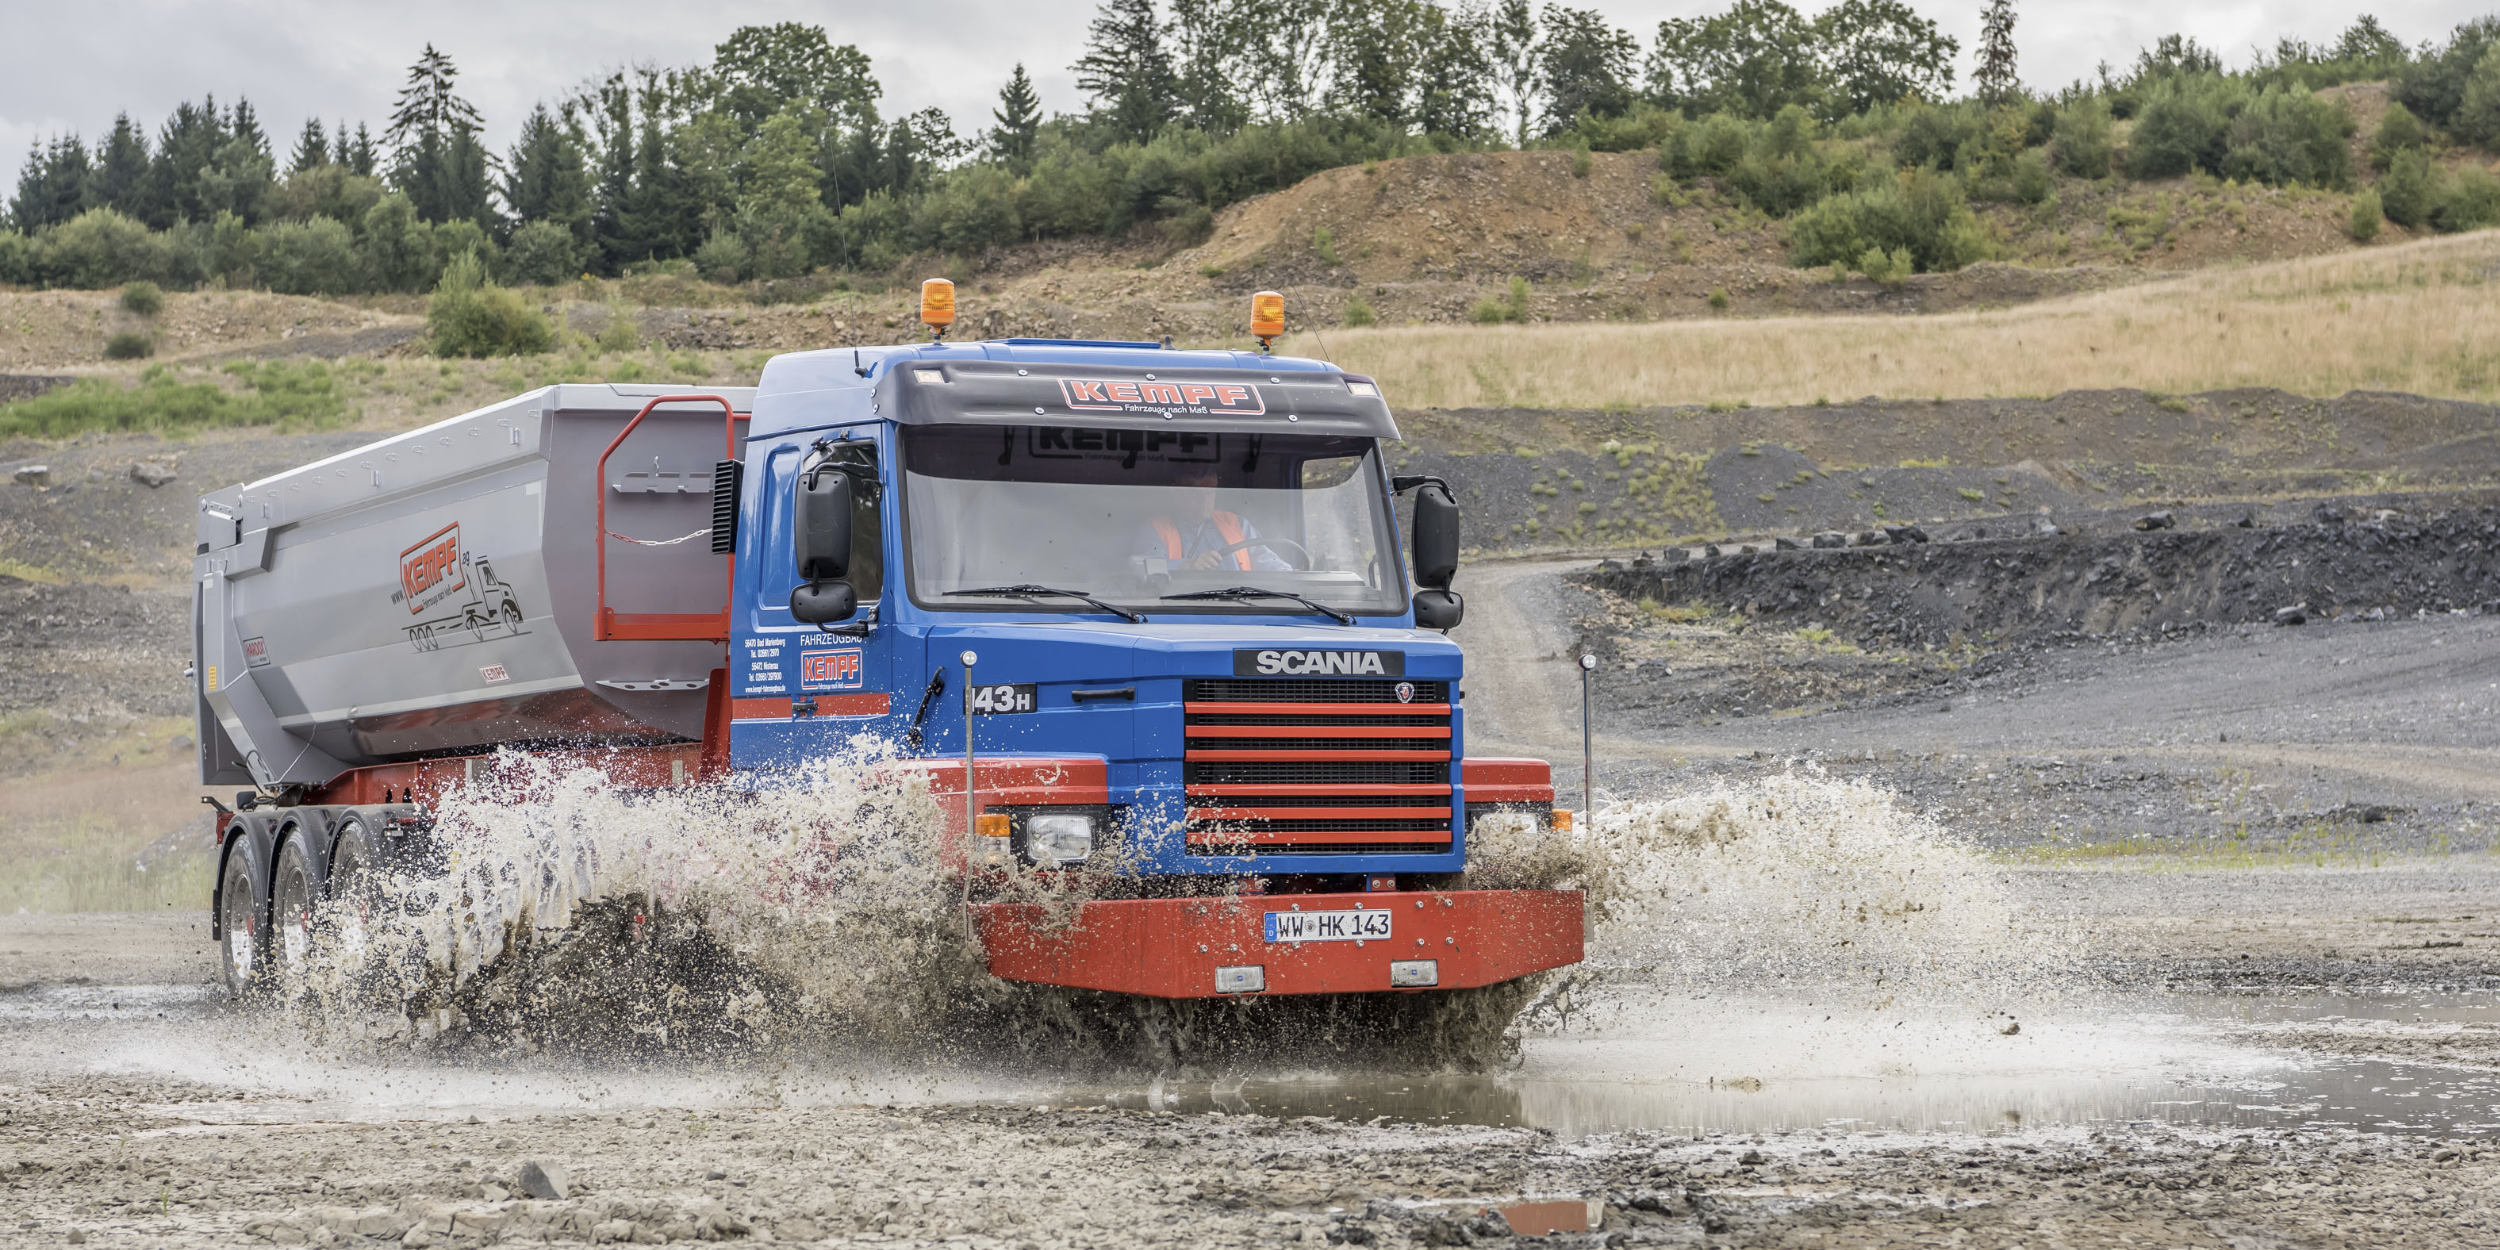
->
275, 855, 315, 972
220, 859, 257, 986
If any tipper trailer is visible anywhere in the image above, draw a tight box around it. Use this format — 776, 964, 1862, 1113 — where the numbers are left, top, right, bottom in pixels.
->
195, 286, 1584, 1002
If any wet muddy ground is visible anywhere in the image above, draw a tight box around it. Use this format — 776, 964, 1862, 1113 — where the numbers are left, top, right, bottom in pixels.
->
10, 548, 2500, 1246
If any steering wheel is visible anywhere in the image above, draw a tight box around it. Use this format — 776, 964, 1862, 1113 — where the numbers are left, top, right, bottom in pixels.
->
1204, 536, 1310, 570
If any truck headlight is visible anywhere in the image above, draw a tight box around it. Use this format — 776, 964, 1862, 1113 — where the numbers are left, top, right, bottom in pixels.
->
1023, 812, 1097, 867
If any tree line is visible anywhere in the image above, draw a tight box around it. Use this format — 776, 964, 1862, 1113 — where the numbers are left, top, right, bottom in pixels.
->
5, 5, 2499, 299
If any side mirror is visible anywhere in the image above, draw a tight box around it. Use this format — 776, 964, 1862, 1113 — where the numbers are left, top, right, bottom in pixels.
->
1410, 481, 1459, 590
791, 580, 858, 624
1412, 588, 1464, 631
795, 471, 852, 582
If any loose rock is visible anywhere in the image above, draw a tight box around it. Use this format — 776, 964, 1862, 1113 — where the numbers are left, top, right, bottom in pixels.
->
518, 1159, 568, 1201
2134, 510, 2175, 531
130, 460, 178, 488
12, 464, 47, 485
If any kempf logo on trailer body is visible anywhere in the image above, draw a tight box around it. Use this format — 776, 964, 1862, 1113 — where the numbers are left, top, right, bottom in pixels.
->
1235, 649, 1406, 677
1059, 378, 1266, 417
397, 524, 468, 615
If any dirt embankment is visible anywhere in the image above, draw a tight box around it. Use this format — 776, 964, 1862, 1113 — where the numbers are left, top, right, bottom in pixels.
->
1584, 505, 2500, 650
1391, 387, 2500, 555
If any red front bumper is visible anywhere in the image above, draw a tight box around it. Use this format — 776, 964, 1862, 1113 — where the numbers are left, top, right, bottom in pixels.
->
971, 889, 1585, 998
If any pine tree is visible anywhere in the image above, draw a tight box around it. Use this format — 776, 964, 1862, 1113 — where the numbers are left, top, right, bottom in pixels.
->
987, 63, 1043, 169
10, 136, 91, 229
1975, 0, 2020, 106
91, 114, 152, 217
290, 118, 331, 175
228, 99, 269, 157
386, 45, 485, 150
345, 123, 378, 177
503, 103, 592, 236
386, 45, 493, 224
147, 96, 229, 227
1073, 0, 1179, 143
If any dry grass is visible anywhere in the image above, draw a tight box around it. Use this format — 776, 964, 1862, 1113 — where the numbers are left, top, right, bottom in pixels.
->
0, 735, 210, 913
1290, 230, 2500, 410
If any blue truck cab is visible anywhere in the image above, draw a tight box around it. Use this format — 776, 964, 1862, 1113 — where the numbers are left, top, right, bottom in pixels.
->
724, 333, 1583, 998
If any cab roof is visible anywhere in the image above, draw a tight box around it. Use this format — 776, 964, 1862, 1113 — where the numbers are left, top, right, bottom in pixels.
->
749, 338, 1394, 442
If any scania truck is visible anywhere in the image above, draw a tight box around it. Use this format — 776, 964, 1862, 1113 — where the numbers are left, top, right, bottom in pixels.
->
195, 285, 1583, 1003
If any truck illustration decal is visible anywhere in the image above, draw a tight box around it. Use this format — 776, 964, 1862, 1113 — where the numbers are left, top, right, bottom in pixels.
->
392, 524, 530, 652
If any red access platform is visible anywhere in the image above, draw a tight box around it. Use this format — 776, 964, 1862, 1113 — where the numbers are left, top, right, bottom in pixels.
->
972, 889, 1585, 998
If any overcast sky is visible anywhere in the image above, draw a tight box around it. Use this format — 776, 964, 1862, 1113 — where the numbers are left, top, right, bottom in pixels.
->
1, 2, 2488, 160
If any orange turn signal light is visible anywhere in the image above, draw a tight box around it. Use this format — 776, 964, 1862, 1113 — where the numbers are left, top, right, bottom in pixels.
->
921, 277, 957, 334
1250, 290, 1284, 341
1551, 808, 1576, 833
975, 812, 1010, 839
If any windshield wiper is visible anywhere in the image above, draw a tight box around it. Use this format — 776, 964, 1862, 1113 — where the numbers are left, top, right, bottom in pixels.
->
1161, 585, 1355, 626
944, 584, 1145, 624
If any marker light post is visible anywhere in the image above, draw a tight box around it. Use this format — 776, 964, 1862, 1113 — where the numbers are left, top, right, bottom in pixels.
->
1579, 652, 1598, 827
961, 648, 979, 917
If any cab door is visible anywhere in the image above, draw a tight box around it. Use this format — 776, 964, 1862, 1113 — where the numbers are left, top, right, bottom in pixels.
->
727, 428, 903, 770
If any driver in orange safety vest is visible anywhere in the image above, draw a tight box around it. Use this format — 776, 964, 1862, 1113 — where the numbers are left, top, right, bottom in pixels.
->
1138, 464, 1292, 572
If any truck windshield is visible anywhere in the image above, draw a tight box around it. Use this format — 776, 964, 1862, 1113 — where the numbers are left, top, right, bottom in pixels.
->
900, 425, 1407, 618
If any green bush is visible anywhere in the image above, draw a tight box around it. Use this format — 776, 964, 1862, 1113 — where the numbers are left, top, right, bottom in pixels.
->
118, 281, 164, 316
258, 217, 366, 295
2010, 149, 2055, 204
2393, 16, 2500, 132
1856, 247, 1913, 286
692, 230, 750, 283
103, 331, 153, 359
2126, 76, 2239, 180
1342, 295, 1376, 327
2219, 87, 2353, 188
2348, 188, 2383, 241
2051, 98, 2116, 178
38, 209, 180, 288
1568, 147, 1592, 179
0, 230, 32, 285
0, 361, 346, 439
2433, 165, 2500, 231
2371, 102, 2429, 169
2456, 44, 2500, 148
1788, 167, 1989, 274
1313, 226, 1340, 266
2379, 147, 2438, 227
425, 250, 553, 358
504, 220, 587, 287
1706, 286, 1730, 309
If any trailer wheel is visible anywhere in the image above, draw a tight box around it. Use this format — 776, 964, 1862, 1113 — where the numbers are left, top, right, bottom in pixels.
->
326, 817, 387, 950
216, 835, 271, 997
271, 831, 327, 979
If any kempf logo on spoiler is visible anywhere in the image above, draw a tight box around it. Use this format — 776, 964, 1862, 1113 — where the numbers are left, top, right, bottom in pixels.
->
1059, 378, 1266, 417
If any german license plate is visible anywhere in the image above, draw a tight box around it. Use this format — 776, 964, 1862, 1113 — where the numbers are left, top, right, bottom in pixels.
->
1264, 908, 1392, 943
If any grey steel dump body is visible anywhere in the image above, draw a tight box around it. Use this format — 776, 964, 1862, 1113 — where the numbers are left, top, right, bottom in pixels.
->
194, 386, 752, 788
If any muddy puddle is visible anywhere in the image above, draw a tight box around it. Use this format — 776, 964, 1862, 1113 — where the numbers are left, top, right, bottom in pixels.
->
7, 981, 2492, 1139
1077, 988, 2500, 1140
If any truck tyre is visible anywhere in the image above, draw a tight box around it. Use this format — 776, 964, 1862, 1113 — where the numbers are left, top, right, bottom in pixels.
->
326, 816, 388, 954
270, 828, 327, 980
216, 834, 272, 997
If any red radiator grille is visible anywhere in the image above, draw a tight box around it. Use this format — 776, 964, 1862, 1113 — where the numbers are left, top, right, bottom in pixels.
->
1182, 679, 1453, 855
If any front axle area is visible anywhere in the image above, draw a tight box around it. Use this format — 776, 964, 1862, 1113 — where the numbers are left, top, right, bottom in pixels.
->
971, 889, 1585, 998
